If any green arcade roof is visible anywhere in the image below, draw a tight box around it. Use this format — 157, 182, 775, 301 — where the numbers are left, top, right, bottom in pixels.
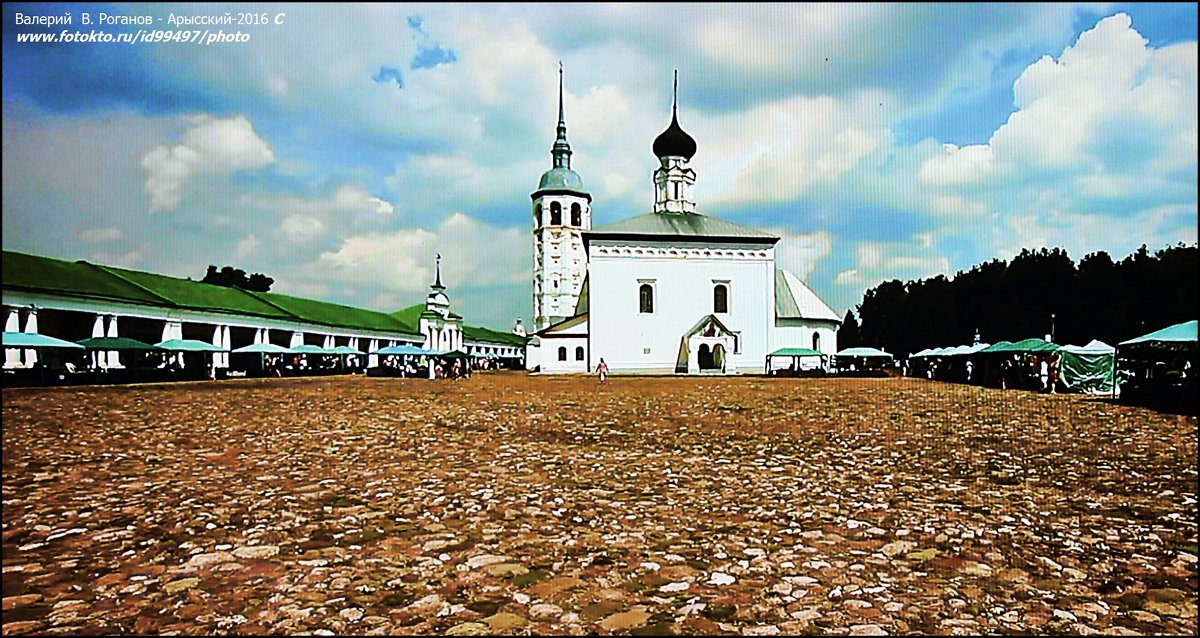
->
2, 250, 522, 346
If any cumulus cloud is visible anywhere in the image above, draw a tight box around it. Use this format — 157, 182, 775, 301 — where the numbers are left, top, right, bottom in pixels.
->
304, 213, 528, 304
697, 92, 892, 208
234, 234, 261, 260
141, 115, 275, 212
87, 249, 144, 269
918, 13, 1197, 190
772, 229, 833, 281
834, 240, 950, 290
81, 227, 124, 243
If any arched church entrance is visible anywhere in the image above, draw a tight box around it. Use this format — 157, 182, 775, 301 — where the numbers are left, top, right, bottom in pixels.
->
698, 343, 720, 371
712, 344, 725, 371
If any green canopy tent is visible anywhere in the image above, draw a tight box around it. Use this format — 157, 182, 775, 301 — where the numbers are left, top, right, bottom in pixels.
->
78, 336, 163, 375
329, 345, 366, 373
232, 342, 296, 375
766, 347, 825, 375
3, 332, 86, 385
1057, 339, 1117, 395
835, 347, 893, 374
155, 339, 227, 378
3, 332, 86, 349
77, 336, 161, 351
982, 338, 1060, 354
290, 344, 336, 373
156, 339, 226, 352
1119, 320, 1197, 347
1117, 320, 1197, 410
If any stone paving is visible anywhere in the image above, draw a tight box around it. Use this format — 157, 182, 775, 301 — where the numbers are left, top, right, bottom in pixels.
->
2, 374, 1196, 636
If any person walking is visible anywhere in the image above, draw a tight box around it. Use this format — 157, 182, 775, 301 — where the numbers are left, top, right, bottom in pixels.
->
595, 357, 609, 385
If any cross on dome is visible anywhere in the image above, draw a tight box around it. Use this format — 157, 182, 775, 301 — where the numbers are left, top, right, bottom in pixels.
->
652, 69, 697, 161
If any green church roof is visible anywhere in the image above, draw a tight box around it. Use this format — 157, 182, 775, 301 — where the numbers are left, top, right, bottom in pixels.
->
586, 212, 778, 243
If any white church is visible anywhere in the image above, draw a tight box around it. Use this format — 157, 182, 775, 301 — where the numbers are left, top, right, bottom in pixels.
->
525, 69, 841, 375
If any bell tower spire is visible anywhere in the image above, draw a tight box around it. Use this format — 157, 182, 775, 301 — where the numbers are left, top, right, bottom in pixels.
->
552, 61, 572, 170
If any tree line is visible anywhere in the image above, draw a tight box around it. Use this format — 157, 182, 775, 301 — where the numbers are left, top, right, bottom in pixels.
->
840, 243, 1197, 357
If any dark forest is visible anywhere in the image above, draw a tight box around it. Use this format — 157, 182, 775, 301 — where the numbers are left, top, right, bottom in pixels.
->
841, 243, 1197, 357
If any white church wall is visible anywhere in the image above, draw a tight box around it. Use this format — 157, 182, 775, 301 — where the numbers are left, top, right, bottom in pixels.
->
588, 241, 774, 373
537, 337, 589, 373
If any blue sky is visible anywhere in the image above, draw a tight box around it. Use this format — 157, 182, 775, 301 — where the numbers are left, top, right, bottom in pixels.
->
3, 3, 1196, 330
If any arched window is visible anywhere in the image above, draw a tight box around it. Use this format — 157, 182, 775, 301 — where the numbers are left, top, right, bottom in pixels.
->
550, 202, 562, 226
575, 346, 584, 361
639, 283, 654, 314
713, 283, 728, 314
812, 333, 820, 352
557, 346, 567, 361
571, 203, 582, 227
534, 203, 543, 226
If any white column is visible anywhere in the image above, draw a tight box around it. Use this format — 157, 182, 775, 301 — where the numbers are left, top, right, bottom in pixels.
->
290, 331, 303, 349
94, 315, 108, 369
4, 307, 21, 368
368, 339, 379, 367
104, 316, 123, 368
323, 334, 334, 350
222, 326, 231, 367
212, 325, 228, 368
687, 341, 699, 374
163, 320, 183, 367
23, 308, 39, 367
253, 328, 263, 345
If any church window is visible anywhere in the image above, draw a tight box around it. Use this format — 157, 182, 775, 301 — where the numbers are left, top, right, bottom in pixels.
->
639, 283, 654, 314
557, 346, 567, 361
535, 203, 543, 225
713, 283, 729, 314
812, 333, 821, 352
575, 346, 584, 361
550, 202, 562, 225
571, 203, 582, 226
673, 181, 680, 200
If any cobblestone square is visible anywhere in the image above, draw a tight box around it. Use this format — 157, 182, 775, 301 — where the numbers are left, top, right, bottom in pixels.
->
3, 374, 1196, 635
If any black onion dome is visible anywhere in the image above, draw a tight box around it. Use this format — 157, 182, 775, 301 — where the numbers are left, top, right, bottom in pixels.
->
653, 111, 697, 161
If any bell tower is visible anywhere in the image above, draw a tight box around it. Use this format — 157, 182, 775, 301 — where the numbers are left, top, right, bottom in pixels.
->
531, 63, 591, 332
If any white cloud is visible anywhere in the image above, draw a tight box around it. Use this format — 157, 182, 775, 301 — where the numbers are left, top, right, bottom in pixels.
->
255, 185, 394, 219
305, 213, 528, 307
835, 240, 950, 290
772, 229, 833, 281
919, 13, 1197, 188
141, 115, 275, 212
88, 249, 144, 269
918, 143, 999, 186
81, 227, 124, 243
281, 214, 326, 243
235, 234, 261, 260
